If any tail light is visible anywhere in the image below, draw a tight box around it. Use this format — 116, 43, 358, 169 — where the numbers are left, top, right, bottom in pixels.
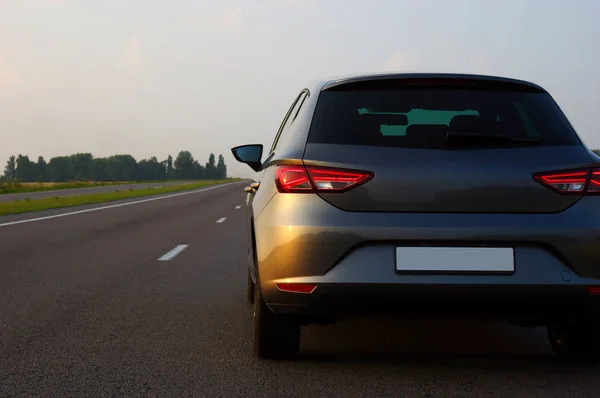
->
533, 168, 600, 195
276, 283, 317, 294
275, 165, 373, 193
588, 286, 600, 295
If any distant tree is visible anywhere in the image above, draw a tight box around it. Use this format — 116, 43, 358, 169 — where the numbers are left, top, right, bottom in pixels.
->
174, 151, 195, 179
205, 153, 217, 179
37, 156, 47, 182
15, 154, 24, 181
106, 155, 137, 181
150, 156, 167, 180
3, 155, 17, 181
192, 160, 205, 179
216, 154, 227, 179
15, 154, 35, 182
137, 156, 167, 180
69, 153, 94, 181
592, 149, 600, 157
136, 159, 152, 180
166, 155, 174, 178
92, 157, 110, 181
48, 156, 73, 182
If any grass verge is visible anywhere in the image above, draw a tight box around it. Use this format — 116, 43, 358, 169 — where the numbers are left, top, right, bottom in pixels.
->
0, 180, 237, 216
0, 180, 189, 195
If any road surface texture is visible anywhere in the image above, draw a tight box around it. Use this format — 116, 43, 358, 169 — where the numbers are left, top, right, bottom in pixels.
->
0, 181, 198, 203
1, 180, 599, 397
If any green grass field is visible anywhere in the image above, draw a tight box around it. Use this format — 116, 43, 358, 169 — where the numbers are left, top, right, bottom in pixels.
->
0, 180, 187, 195
0, 180, 236, 216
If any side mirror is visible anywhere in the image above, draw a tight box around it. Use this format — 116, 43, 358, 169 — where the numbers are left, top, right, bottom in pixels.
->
231, 144, 263, 172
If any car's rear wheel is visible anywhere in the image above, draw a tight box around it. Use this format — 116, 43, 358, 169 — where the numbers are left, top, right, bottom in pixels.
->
253, 274, 300, 359
247, 268, 254, 304
547, 317, 600, 361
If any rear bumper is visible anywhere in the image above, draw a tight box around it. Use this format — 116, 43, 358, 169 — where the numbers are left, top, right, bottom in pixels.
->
253, 194, 600, 317
264, 245, 600, 320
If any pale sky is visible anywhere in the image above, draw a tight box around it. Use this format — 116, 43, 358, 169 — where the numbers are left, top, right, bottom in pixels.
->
1, 0, 599, 178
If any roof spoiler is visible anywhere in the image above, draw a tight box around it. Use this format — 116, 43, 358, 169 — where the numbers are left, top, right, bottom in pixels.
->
321, 73, 547, 93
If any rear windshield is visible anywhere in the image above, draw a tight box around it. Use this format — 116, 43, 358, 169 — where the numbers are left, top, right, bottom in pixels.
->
307, 87, 580, 148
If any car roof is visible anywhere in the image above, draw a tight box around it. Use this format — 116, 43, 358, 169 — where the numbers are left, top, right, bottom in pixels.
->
307, 72, 546, 93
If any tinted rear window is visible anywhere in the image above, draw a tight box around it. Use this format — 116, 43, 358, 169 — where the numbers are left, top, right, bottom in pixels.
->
308, 88, 580, 148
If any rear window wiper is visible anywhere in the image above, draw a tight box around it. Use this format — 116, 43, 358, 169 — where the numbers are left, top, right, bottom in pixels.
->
446, 131, 542, 145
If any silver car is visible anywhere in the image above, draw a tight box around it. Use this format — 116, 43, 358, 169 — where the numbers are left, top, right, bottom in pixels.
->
232, 73, 600, 360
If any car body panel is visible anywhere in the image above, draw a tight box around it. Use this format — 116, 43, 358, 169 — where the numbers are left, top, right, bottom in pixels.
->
254, 192, 600, 293
303, 144, 592, 213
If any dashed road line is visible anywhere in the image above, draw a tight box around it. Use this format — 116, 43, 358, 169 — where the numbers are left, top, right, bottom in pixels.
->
216, 217, 227, 223
235, 205, 241, 210
157, 244, 189, 261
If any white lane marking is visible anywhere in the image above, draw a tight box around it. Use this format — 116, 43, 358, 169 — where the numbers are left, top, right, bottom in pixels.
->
216, 217, 227, 223
235, 205, 241, 210
0, 182, 242, 228
157, 244, 189, 261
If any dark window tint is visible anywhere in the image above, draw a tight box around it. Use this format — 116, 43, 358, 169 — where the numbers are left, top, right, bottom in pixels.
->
308, 88, 580, 148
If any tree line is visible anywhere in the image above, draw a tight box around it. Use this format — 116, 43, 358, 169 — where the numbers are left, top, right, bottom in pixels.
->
3, 148, 599, 183
1, 151, 227, 182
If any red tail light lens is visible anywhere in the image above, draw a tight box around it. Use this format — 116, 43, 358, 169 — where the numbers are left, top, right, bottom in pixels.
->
275, 166, 313, 193
588, 170, 600, 193
534, 168, 600, 195
275, 165, 373, 193
588, 286, 600, 295
276, 283, 317, 294
308, 167, 372, 191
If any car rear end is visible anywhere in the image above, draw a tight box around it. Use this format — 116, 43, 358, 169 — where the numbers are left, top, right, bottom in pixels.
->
251, 74, 600, 359
256, 75, 600, 315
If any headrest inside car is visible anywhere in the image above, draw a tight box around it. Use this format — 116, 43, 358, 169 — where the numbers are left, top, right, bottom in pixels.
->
448, 115, 484, 132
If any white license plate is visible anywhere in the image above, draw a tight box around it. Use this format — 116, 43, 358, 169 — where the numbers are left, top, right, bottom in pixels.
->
395, 247, 515, 273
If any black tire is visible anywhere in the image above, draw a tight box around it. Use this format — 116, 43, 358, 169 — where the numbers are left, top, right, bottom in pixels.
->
253, 275, 301, 359
547, 318, 600, 362
247, 268, 255, 304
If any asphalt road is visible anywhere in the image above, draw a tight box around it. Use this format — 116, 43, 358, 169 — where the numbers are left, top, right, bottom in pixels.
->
0, 181, 197, 203
1, 181, 599, 397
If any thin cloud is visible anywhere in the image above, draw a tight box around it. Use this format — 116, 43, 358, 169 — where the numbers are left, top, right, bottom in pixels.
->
277, 0, 317, 9
11, 0, 71, 5
0, 58, 21, 91
124, 35, 143, 73
383, 53, 420, 72
221, 7, 245, 33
